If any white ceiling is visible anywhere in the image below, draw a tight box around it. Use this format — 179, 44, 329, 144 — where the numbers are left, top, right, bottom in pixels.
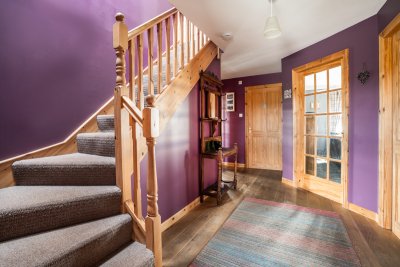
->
169, 0, 386, 79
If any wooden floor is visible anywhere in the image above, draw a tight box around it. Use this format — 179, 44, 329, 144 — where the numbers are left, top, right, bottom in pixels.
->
162, 168, 400, 267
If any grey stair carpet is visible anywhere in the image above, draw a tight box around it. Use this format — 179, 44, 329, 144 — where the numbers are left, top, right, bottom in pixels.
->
100, 242, 154, 267
0, 186, 121, 242
77, 132, 115, 157
12, 153, 115, 186
97, 115, 115, 132
0, 214, 132, 267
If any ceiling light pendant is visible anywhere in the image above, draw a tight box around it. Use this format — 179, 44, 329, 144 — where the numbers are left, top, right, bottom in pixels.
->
264, 0, 281, 39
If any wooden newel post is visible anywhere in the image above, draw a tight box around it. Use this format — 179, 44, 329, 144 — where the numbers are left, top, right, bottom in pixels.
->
143, 95, 162, 267
113, 12, 128, 87
113, 13, 132, 212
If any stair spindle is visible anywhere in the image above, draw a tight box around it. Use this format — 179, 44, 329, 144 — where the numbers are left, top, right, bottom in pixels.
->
156, 23, 162, 94
179, 13, 184, 69
147, 27, 155, 96
137, 34, 144, 110
173, 13, 178, 76
165, 17, 171, 85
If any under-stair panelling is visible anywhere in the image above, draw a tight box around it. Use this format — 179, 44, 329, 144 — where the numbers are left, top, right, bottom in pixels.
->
0, 214, 132, 267
0, 186, 121, 242
12, 153, 115, 186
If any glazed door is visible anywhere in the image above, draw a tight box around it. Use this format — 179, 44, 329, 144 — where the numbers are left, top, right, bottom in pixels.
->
392, 28, 400, 239
245, 84, 282, 170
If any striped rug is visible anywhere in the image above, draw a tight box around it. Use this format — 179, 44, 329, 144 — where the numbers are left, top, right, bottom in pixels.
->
191, 198, 361, 267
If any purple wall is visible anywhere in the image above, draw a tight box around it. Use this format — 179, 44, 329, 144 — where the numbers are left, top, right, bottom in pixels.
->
0, 0, 172, 160
378, 0, 400, 32
282, 16, 381, 212
221, 73, 282, 164
141, 58, 220, 221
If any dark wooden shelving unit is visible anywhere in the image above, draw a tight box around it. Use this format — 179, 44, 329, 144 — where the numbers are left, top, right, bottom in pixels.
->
199, 70, 238, 205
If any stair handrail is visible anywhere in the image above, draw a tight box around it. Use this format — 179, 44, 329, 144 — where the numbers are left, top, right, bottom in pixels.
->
112, 9, 210, 267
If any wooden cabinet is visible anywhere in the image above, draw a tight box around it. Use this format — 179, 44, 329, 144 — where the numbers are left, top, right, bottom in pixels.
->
199, 71, 238, 205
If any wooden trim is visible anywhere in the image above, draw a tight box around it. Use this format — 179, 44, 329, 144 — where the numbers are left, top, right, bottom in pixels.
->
128, 8, 177, 39
292, 49, 349, 206
282, 177, 295, 187
378, 13, 400, 229
302, 176, 342, 204
161, 196, 204, 232
0, 97, 114, 189
222, 162, 246, 169
380, 13, 400, 38
349, 203, 379, 222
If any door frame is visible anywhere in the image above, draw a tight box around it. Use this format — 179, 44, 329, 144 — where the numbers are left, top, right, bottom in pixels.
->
245, 83, 283, 169
292, 49, 349, 207
378, 13, 400, 230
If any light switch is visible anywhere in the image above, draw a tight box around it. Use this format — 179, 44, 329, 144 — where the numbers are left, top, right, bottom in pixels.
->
238, 80, 242, 85
239, 113, 243, 118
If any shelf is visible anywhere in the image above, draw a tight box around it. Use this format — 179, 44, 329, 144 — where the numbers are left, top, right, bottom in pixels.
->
202, 181, 233, 198
200, 118, 227, 122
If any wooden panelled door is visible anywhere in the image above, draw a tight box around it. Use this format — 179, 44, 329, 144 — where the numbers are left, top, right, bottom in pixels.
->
392, 26, 400, 238
245, 84, 282, 170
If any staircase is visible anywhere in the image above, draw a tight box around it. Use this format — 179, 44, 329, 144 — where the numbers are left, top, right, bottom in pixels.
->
0, 114, 153, 266
0, 7, 218, 267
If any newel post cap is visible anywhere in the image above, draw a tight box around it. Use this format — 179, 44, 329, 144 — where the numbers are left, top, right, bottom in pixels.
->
113, 12, 128, 50
115, 12, 125, 22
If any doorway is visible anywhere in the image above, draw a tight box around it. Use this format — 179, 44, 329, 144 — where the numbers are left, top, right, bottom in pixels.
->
245, 83, 282, 170
293, 49, 349, 205
379, 13, 400, 238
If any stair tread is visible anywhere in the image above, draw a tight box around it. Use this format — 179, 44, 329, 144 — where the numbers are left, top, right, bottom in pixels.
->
100, 242, 154, 267
0, 186, 121, 242
12, 153, 115, 186
13, 152, 114, 167
0, 185, 120, 211
77, 131, 115, 138
0, 214, 132, 267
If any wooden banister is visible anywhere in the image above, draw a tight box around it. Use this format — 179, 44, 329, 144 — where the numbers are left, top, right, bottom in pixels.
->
128, 8, 177, 39
113, 9, 211, 267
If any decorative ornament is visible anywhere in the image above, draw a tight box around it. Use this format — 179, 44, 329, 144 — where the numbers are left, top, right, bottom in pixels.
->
357, 63, 370, 85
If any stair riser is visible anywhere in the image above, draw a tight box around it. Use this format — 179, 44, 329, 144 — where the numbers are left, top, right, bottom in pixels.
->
13, 166, 115, 186
53, 220, 132, 267
0, 193, 121, 242
97, 116, 115, 132
77, 136, 115, 157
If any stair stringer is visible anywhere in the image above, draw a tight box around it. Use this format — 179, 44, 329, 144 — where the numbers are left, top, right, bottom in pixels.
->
135, 42, 219, 160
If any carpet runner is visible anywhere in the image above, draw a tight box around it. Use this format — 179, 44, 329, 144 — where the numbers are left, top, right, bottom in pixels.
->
191, 198, 361, 267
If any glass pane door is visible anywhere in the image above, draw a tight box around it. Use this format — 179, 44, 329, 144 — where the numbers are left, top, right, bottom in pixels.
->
304, 66, 343, 183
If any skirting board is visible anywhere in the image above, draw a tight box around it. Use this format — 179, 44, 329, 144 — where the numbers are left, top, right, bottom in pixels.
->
161, 196, 208, 232
282, 177, 295, 187
222, 162, 246, 169
348, 202, 378, 222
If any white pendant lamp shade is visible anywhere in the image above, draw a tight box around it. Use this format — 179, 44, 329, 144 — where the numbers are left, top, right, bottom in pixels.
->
264, 0, 281, 39
264, 16, 281, 39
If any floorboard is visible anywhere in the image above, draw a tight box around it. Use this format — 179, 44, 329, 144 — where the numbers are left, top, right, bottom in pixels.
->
162, 169, 400, 267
